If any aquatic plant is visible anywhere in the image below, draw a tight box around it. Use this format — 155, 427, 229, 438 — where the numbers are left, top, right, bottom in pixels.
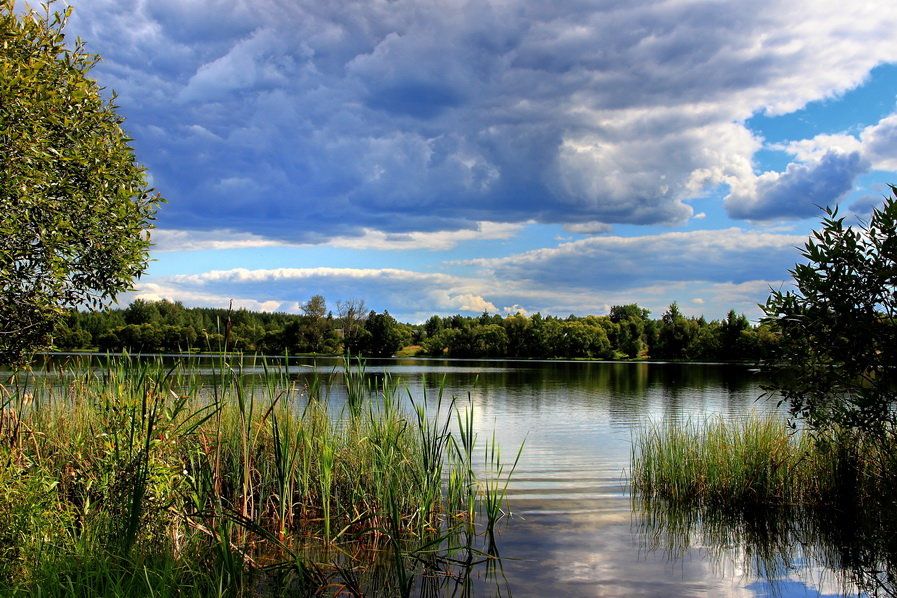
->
0, 354, 516, 596
632, 415, 897, 596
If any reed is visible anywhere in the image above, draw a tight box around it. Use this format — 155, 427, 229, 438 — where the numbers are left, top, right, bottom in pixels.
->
632, 415, 807, 508
632, 415, 897, 596
633, 415, 897, 510
0, 354, 517, 596
477, 429, 523, 550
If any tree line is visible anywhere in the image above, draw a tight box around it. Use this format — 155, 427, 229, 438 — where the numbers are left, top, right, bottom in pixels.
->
53, 295, 778, 361
55, 296, 410, 358
418, 302, 777, 360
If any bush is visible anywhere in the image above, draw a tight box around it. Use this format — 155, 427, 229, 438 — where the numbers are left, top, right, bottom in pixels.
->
762, 188, 897, 434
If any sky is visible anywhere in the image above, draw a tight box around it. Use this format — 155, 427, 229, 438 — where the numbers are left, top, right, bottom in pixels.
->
62, 0, 897, 323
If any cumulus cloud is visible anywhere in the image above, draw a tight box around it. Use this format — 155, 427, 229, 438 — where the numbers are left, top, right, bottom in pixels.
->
64, 0, 897, 239
561, 222, 613, 235
725, 150, 868, 220
158, 267, 519, 318
860, 115, 897, 170
327, 222, 524, 251
845, 192, 893, 224
451, 294, 498, 313
723, 105, 897, 222
151, 229, 286, 252
120, 282, 298, 314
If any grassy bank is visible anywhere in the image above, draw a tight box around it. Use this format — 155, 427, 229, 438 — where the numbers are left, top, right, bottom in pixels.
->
632, 416, 897, 594
0, 356, 515, 596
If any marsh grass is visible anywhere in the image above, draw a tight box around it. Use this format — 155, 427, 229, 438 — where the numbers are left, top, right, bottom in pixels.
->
0, 354, 516, 596
632, 415, 897, 595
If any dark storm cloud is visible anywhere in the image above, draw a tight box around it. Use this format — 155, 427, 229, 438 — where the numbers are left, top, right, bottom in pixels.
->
66, 0, 897, 240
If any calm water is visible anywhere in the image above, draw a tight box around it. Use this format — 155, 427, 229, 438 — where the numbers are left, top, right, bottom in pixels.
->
352, 357, 874, 598
32, 355, 872, 596
279, 356, 854, 597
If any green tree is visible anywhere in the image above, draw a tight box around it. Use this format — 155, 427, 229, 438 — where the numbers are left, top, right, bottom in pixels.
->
503, 313, 530, 357
762, 190, 897, 433
360, 311, 409, 357
0, 2, 161, 364
609, 304, 650, 324
470, 324, 508, 357
302, 295, 327, 320
299, 295, 328, 352
717, 309, 749, 360
610, 304, 650, 359
657, 302, 701, 359
423, 314, 443, 339
123, 299, 160, 326
421, 328, 454, 356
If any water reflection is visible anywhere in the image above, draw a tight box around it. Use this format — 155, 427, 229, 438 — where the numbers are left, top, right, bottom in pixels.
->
635, 496, 897, 596
271, 529, 512, 597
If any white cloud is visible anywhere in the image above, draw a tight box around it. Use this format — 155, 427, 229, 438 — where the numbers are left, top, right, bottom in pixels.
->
779, 134, 864, 163
151, 229, 286, 252
562, 222, 613, 235
156, 266, 520, 320
327, 221, 524, 251
178, 28, 305, 102
449, 294, 498, 313
725, 107, 897, 221
725, 150, 868, 220
120, 282, 299, 313
859, 114, 897, 171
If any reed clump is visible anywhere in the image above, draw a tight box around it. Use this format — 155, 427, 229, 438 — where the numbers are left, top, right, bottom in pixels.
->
632, 415, 897, 595
632, 415, 897, 511
0, 355, 514, 596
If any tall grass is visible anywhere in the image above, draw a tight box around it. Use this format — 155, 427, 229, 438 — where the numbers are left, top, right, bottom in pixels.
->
0, 354, 516, 596
632, 415, 897, 595
632, 416, 808, 508
632, 415, 897, 510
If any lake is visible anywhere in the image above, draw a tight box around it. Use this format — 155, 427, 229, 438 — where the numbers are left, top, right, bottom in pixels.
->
331, 357, 874, 597
28, 354, 874, 596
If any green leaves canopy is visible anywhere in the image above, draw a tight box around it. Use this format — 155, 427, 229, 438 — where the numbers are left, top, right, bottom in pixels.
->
762, 188, 897, 433
0, 1, 161, 364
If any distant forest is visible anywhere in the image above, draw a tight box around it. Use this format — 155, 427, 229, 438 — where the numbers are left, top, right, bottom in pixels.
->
53, 297, 778, 361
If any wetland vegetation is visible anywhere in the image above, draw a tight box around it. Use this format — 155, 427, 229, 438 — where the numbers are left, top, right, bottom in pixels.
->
5, 2, 897, 595
0, 356, 516, 596
632, 417, 897, 596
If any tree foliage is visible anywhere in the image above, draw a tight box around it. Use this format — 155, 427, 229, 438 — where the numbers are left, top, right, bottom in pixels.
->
0, 2, 161, 364
762, 189, 897, 433
57, 296, 774, 361
357, 311, 410, 357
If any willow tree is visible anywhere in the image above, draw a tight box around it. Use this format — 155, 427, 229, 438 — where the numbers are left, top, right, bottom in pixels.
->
0, 2, 161, 365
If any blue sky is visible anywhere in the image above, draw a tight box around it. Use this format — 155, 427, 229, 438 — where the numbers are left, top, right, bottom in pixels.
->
65, 0, 897, 323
